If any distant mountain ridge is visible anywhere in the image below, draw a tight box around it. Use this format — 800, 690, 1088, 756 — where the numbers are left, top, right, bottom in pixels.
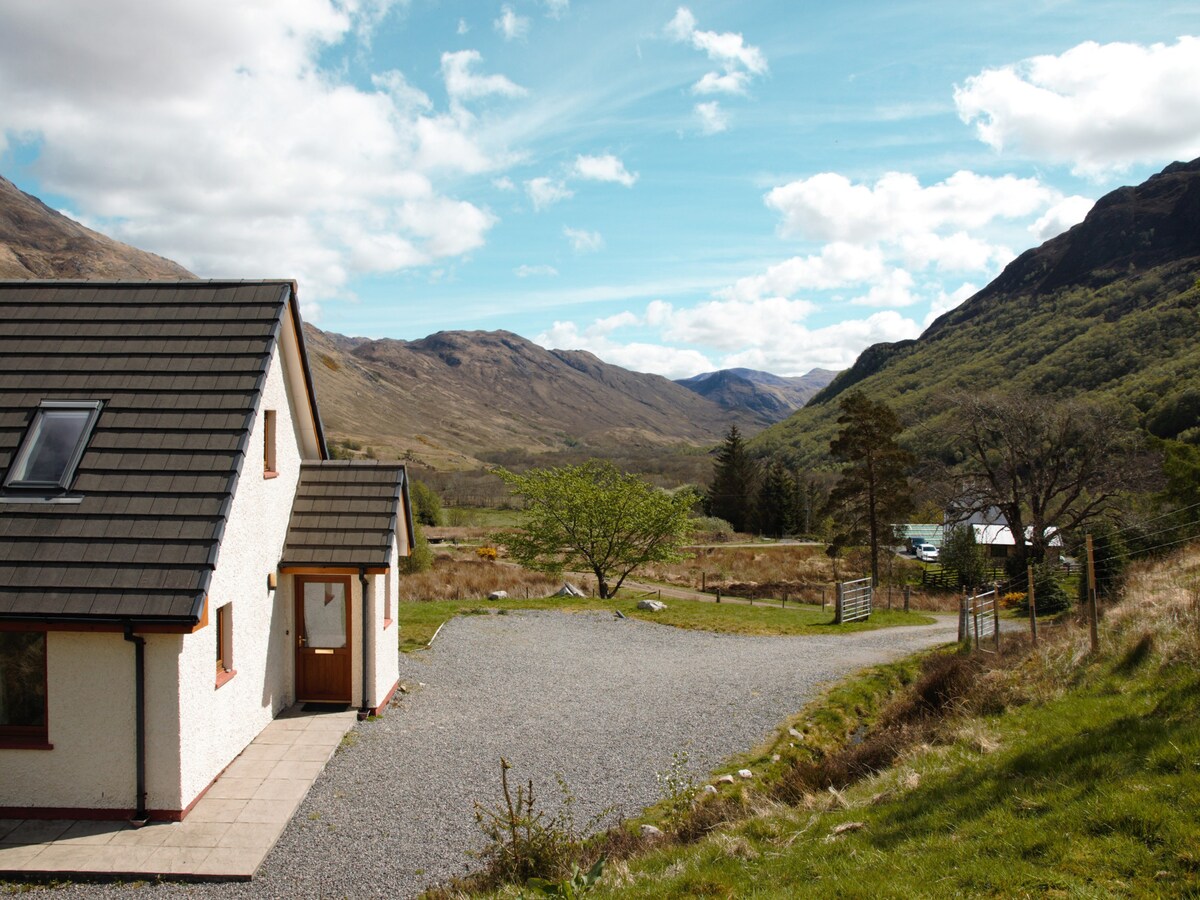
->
759, 157, 1200, 467
304, 327, 766, 467
676, 367, 837, 419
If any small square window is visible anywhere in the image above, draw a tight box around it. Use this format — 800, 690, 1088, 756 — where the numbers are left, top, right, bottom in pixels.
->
4, 401, 102, 492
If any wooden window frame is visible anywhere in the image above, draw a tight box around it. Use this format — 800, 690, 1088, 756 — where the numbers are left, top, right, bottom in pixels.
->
215, 603, 236, 689
0, 630, 52, 750
263, 409, 278, 479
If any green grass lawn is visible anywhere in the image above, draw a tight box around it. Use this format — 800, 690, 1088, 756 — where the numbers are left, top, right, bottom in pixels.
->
396, 595, 936, 653
591, 643, 1200, 898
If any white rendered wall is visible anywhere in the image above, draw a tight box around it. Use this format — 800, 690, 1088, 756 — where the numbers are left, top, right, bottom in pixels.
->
373, 540, 401, 708
174, 332, 305, 810
0, 631, 183, 812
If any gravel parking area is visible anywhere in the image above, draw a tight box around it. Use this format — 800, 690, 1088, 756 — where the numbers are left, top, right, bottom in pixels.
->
37, 610, 957, 899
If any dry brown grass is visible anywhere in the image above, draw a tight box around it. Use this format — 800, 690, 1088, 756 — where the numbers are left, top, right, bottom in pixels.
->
398, 554, 563, 602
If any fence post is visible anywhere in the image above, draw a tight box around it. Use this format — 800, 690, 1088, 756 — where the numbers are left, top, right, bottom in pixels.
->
716, 588, 721, 604
993, 581, 1001, 653
971, 590, 980, 651
903, 585, 910, 613
1027, 564, 1038, 646
958, 592, 968, 644
821, 585, 826, 610
701, 571, 706, 592
1086, 533, 1100, 654
835, 581, 844, 624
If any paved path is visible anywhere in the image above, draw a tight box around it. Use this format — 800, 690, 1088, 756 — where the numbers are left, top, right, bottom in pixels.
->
8, 611, 958, 898
0, 706, 357, 881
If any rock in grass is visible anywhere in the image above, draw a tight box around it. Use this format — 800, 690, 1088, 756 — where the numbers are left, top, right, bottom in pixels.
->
637, 599, 667, 611
703, 784, 718, 794
738, 769, 753, 779
640, 824, 663, 837
487, 590, 508, 601
717, 774, 736, 785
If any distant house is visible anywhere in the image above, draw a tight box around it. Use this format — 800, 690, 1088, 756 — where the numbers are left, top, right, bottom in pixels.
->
0, 281, 413, 822
944, 506, 1061, 559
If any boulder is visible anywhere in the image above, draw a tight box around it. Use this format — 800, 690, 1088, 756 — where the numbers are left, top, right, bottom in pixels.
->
738, 769, 753, 780
640, 824, 663, 837
717, 774, 736, 785
554, 582, 587, 597
487, 590, 508, 601
637, 599, 667, 612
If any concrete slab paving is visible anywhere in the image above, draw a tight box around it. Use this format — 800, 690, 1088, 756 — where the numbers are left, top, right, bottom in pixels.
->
0, 705, 356, 882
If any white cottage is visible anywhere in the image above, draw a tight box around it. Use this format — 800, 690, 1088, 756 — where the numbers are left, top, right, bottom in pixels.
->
0, 280, 413, 822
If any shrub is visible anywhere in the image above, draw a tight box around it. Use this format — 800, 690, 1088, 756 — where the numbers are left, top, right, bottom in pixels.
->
476, 545, 499, 562
400, 521, 433, 574
1001, 591, 1026, 609
689, 516, 734, 541
1021, 564, 1071, 615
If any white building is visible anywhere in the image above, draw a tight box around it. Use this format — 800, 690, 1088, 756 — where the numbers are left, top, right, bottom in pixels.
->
0, 281, 413, 821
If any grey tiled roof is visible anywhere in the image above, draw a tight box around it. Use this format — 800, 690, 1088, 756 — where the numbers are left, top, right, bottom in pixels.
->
0, 280, 319, 625
280, 462, 408, 570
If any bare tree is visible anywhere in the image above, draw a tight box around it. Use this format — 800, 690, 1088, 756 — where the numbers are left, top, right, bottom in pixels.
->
943, 392, 1142, 571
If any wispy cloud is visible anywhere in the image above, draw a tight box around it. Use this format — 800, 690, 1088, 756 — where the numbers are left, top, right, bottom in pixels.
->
564, 226, 604, 252
494, 4, 529, 41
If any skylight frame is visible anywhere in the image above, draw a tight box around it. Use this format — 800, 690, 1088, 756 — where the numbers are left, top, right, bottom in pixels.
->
3, 400, 103, 493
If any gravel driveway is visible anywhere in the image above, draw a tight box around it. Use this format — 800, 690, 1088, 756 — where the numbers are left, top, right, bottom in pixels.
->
43, 610, 957, 899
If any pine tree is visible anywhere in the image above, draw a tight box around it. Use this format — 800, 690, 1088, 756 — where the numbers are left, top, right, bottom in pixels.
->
828, 391, 914, 585
706, 425, 758, 533
756, 459, 797, 538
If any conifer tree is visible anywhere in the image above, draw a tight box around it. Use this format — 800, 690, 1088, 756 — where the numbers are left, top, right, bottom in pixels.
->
706, 425, 758, 533
756, 459, 798, 538
828, 391, 914, 585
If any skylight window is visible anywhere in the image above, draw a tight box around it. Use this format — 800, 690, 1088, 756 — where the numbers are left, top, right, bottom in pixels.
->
4, 401, 102, 491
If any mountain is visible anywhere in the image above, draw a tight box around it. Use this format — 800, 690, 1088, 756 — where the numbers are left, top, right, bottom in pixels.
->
305, 327, 761, 468
754, 158, 1200, 467
676, 367, 837, 421
0, 174, 193, 279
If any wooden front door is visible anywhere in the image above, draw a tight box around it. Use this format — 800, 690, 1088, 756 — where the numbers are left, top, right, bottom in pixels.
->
295, 576, 352, 703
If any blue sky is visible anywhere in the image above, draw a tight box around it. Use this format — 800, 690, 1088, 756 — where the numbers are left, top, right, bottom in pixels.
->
2, 1, 1199, 377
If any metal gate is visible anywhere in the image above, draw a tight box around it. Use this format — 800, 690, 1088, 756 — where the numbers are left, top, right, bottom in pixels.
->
969, 586, 1000, 652
836, 577, 873, 624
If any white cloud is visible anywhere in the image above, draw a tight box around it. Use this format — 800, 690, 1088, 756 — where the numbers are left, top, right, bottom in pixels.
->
514, 264, 559, 277
695, 101, 728, 134
0, 0, 508, 310
665, 6, 767, 106
457, 18, 469, 34
693, 71, 750, 95
571, 153, 638, 187
766, 170, 1055, 245
536, 320, 715, 379
492, 176, 516, 191
564, 226, 604, 252
849, 268, 917, 307
719, 243, 887, 303
526, 177, 574, 210
441, 49, 526, 102
955, 37, 1200, 177
924, 282, 978, 327
543, 0, 569, 18
494, 4, 529, 41
539, 300, 920, 378
1029, 195, 1094, 241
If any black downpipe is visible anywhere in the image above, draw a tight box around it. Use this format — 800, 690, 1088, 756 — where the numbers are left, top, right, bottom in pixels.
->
122, 624, 148, 824
358, 568, 370, 718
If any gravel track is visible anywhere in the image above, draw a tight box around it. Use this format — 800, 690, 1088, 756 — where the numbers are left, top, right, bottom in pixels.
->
41, 610, 958, 899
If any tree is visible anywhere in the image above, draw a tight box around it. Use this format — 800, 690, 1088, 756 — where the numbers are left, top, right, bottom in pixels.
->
756, 460, 798, 538
828, 391, 914, 586
939, 524, 987, 589
944, 392, 1142, 573
705, 425, 758, 533
409, 478, 443, 527
495, 461, 697, 599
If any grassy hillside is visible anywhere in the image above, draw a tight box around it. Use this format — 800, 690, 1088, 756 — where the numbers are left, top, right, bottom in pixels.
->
754, 159, 1200, 468
586, 546, 1200, 897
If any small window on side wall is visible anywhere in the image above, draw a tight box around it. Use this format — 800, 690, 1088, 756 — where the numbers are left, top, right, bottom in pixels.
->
0, 631, 48, 746
215, 604, 235, 688
4, 401, 102, 492
264, 409, 277, 478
